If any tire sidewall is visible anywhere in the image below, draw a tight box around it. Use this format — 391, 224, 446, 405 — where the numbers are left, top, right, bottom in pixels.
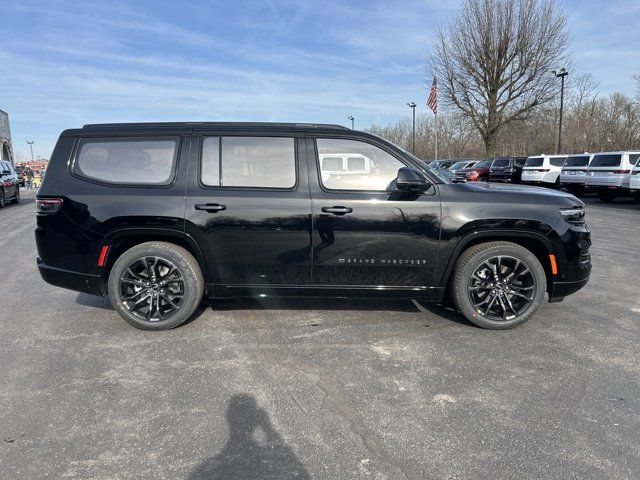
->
108, 243, 203, 330
454, 244, 546, 329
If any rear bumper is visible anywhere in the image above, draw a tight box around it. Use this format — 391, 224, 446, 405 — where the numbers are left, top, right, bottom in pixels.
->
489, 172, 517, 182
37, 258, 103, 296
559, 176, 586, 185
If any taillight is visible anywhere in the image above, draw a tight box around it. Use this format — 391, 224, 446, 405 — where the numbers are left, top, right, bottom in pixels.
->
612, 170, 630, 174
537, 169, 550, 172
36, 198, 63, 214
466, 171, 479, 180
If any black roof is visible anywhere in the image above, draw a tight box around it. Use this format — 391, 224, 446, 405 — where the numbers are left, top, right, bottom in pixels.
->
60, 122, 350, 137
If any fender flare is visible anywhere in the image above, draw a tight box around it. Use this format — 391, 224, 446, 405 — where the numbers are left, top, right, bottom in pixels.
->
439, 228, 556, 288
99, 227, 211, 283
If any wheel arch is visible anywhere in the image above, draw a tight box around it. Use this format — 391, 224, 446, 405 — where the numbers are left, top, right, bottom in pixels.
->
440, 230, 557, 296
98, 228, 211, 295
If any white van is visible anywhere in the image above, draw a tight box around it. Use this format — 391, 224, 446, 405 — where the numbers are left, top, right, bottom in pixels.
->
559, 154, 592, 195
585, 151, 640, 201
628, 156, 640, 201
521, 154, 567, 187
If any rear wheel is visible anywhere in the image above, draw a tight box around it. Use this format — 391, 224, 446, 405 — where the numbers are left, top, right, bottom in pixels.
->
451, 241, 546, 329
108, 242, 204, 330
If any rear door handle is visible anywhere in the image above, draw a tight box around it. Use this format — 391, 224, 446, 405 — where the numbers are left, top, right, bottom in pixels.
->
321, 206, 353, 215
194, 203, 227, 213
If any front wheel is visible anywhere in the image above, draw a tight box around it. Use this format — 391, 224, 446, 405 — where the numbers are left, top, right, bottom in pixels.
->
10, 187, 20, 204
108, 242, 204, 330
451, 241, 546, 329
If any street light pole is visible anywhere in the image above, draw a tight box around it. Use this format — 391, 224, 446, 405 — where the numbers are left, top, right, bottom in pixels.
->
552, 68, 568, 154
347, 115, 354, 130
407, 102, 416, 154
26, 140, 34, 162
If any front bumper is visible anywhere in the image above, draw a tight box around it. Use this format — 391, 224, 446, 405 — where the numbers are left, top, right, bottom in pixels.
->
37, 258, 103, 295
549, 278, 590, 300
547, 223, 591, 301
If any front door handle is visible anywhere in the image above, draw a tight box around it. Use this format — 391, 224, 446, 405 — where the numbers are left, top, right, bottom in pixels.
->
321, 206, 353, 215
194, 203, 227, 213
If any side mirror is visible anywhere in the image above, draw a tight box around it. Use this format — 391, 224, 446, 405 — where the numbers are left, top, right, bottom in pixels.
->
395, 167, 430, 192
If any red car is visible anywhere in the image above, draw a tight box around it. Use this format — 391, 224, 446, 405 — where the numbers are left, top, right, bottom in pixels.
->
456, 159, 493, 181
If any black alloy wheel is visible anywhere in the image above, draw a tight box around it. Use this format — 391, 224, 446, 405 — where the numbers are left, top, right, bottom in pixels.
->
108, 242, 204, 330
119, 256, 185, 322
451, 241, 546, 329
467, 255, 536, 322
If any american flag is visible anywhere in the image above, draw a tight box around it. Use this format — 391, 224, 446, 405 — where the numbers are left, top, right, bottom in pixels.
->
427, 77, 437, 114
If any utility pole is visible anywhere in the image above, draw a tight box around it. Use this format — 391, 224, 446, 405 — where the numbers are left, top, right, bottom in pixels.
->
407, 102, 416, 154
552, 68, 568, 154
27, 140, 34, 162
347, 115, 355, 130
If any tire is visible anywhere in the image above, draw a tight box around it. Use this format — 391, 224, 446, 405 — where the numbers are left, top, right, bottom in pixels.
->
108, 241, 204, 330
598, 192, 615, 202
10, 187, 20, 204
0, 189, 5, 208
451, 241, 546, 329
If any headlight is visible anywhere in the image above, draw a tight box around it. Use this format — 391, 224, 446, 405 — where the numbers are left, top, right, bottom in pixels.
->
560, 206, 585, 224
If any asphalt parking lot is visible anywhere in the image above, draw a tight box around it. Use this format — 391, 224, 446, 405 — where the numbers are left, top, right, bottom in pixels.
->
1, 189, 639, 479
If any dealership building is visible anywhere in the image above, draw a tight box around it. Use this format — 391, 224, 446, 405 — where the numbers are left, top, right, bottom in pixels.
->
1, 109, 14, 163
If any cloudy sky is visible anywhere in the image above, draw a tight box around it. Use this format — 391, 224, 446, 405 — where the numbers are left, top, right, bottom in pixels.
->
1, 0, 638, 159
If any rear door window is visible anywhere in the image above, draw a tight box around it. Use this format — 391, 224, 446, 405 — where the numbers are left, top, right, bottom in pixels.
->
590, 154, 622, 167
75, 138, 178, 185
201, 136, 296, 189
629, 154, 640, 166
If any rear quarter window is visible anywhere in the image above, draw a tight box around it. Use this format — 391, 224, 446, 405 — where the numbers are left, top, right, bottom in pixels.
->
74, 138, 178, 185
590, 154, 622, 167
550, 157, 567, 167
564, 156, 589, 167
525, 157, 544, 167
492, 159, 510, 167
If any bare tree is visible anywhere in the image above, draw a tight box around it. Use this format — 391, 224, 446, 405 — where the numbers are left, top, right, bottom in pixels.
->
429, 0, 569, 156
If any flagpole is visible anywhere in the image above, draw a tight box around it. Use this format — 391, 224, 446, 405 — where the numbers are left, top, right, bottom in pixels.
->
434, 110, 438, 161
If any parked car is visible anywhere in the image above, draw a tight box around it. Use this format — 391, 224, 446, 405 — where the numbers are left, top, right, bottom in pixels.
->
559, 154, 591, 196
629, 157, 640, 201
0, 161, 21, 207
521, 155, 567, 188
585, 151, 640, 201
489, 157, 527, 183
449, 160, 477, 171
36, 122, 591, 331
456, 159, 493, 182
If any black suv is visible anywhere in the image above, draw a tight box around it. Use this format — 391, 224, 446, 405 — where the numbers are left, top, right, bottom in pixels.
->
489, 156, 527, 183
0, 160, 21, 207
36, 123, 591, 330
